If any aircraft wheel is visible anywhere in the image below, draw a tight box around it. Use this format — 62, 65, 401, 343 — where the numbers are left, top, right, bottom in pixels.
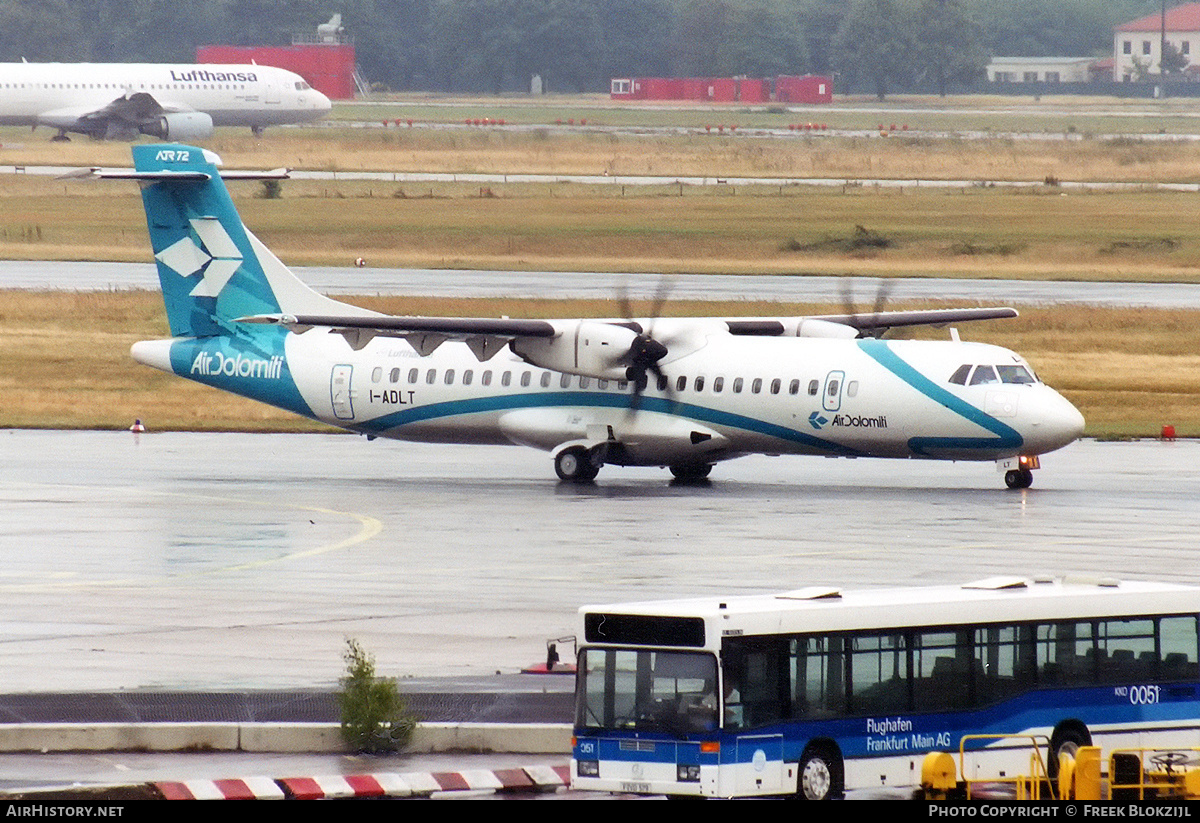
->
1005, 469, 1033, 489
555, 446, 599, 482
669, 463, 713, 480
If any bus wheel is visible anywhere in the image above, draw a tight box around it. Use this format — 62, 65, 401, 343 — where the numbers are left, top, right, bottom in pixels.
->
1048, 721, 1091, 778
798, 743, 843, 800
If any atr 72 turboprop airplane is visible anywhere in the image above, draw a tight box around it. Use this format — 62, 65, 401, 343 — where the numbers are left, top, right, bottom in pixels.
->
107, 144, 1085, 489
0, 62, 330, 140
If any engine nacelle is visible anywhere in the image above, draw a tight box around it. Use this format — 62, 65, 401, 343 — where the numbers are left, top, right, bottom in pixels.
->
510, 320, 640, 380
795, 318, 859, 339
142, 112, 215, 141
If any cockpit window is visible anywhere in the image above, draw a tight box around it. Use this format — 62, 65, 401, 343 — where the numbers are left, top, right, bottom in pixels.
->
949, 364, 971, 385
997, 365, 1036, 384
969, 365, 999, 386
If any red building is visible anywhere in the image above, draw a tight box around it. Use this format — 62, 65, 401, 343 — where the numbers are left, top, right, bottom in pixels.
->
197, 43, 357, 99
611, 75, 831, 104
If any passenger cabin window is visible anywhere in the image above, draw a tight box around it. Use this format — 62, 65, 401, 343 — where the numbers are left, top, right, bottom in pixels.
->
521, 371, 531, 387
408, 368, 419, 383
463, 370, 473, 385
788, 379, 800, 395
677, 376, 687, 392
752, 378, 762, 394
770, 378, 781, 395
390, 368, 400, 383
426, 369, 437, 384
847, 380, 859, 397
732, 377, 743, 393
541, 372, 552, 388
501, 371, 511, 387
713, 377, 724, 393
372, 367, 382, 383
482, 370, 492, 386
444, 369, 455, 385
694, 376, 705, 392
561, 374, 572, 389
580, 377, 590, 389
808, 379, 819, 396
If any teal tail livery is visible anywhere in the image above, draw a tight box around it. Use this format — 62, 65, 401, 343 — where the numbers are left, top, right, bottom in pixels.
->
114, 144, 1085, 489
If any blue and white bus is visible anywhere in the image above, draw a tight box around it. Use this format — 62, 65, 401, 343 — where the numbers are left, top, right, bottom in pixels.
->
571, 577, 1200, 798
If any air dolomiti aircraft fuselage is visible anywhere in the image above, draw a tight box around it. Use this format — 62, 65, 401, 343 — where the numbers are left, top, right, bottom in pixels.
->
0, 62, 331, 140
111, 145, 1085, 488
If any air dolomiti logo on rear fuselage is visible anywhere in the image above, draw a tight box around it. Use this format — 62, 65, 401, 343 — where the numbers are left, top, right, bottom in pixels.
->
191, 350, 283, 380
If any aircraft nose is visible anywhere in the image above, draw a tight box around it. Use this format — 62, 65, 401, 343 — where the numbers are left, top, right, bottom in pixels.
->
1022, 389, 1085, 454
316, 91, 332, 112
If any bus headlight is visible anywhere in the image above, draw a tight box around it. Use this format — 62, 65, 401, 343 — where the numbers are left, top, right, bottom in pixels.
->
677, 764, 701, 782
577, 759, 600, 777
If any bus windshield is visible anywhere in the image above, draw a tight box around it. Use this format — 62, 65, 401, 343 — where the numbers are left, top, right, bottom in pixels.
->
577, 648, 718, 736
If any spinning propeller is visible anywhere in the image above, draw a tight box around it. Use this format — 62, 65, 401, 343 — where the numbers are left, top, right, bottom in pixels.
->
616, 277, 676, 410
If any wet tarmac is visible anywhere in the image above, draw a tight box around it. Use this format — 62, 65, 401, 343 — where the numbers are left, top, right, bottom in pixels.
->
2, 430, 1197, 693
7, 260, 1200, 308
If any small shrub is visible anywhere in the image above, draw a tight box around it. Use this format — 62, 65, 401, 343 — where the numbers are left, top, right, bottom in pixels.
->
258, 179, 283, 199
339, 638, 417, 754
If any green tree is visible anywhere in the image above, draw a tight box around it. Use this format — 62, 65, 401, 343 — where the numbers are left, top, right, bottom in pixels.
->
911, 0, 986, 95
339, 638, 416, 754
1161, 41, 1189, 75
835, 0, 911, 99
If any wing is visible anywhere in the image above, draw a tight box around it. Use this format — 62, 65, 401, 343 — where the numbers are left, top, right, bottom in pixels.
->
40, 92, 211, 140
239, 312, 558, 359
727, 307, 1019, 338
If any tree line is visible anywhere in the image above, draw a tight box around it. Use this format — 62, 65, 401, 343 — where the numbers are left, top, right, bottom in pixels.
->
0, 0, 1165, 96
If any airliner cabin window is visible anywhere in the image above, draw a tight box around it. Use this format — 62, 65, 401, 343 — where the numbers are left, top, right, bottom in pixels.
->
390, 368, 400, 383
752, 378, 762, 394
847, 380, 859, 397
372, 367, 382, 383
808, 380, 819, 396
463, 370, 473, 385
694, 376, 705, 392
732, 377, 743, 393
482, 371, 492, 386
501, 371, 512, 387
789, 379, 800, 395
408, 368, 419, 383
444, 369, 455, 385
771, 378, 781, 395
541, 372, 552, 388
713, 377, 724, 393
521, 371, 531, 387
426, 369, 437, 384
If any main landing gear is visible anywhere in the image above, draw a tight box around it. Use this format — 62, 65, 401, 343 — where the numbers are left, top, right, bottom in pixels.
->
554, 446, 600, 482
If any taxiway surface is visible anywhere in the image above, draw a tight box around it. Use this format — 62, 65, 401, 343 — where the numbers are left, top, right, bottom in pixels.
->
1, 430, 1197, 693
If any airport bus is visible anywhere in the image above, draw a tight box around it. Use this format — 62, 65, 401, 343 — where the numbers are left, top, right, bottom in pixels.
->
570, 577, 1200, 798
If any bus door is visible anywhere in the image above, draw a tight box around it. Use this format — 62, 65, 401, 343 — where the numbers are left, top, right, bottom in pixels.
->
732, 733, 784, 795
330, 364, 355, 420
822, 370, 845, 413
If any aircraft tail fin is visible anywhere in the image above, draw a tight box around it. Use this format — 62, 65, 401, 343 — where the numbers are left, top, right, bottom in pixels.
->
130, 143, 369, 338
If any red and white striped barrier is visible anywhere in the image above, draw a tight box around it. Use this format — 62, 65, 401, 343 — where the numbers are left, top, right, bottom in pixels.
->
156, 764, 570, 799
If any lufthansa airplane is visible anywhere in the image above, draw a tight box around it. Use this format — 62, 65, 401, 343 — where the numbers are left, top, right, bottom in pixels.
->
107, 144, 1084, 488
0, 62, 331, 140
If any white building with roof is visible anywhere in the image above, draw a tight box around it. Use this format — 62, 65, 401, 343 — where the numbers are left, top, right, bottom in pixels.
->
1114, 2, 1200, 81
986, 56, 1095, 83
